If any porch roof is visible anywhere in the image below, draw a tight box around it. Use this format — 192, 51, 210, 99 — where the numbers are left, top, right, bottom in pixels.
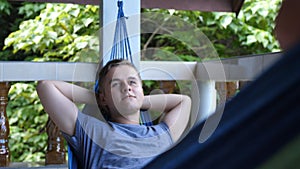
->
8, 0, 245, 14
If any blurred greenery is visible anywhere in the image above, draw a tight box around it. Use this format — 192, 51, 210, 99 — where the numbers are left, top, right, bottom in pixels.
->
0, 0, 282, 163
7, 82, 48, 162
141, 0, 282, 60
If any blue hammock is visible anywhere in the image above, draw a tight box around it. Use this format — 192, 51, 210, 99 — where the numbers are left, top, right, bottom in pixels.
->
110, 0, 133, 63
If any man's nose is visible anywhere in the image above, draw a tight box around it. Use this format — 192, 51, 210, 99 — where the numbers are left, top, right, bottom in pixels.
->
122, 82, 132, 92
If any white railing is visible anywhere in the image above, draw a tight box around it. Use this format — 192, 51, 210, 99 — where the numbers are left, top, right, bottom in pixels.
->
0, 52, 281, 82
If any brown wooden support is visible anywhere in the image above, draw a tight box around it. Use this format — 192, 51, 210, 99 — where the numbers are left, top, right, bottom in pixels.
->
215, 82, 227, 105
0, 82, 11, 167
215, 81, 239, 104
45, 118, 66, 165
226, 82, 238, 99
8, 0, 245, 14
159, 80, 176, 94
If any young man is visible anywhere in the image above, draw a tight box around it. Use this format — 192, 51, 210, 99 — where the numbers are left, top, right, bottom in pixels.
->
37, 59, 191, 169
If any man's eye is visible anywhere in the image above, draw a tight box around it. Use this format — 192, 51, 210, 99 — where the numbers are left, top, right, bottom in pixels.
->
130, 80, 137, 85
111, 83, 119, 87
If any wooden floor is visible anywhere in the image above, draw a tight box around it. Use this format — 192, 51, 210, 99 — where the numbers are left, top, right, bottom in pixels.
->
0, 163, 67, 169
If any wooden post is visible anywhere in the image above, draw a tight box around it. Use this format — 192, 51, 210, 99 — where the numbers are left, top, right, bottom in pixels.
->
45, 118, 66, 165
215, 81, 238, 104
0, 82, 10, 167
225, 81, 238, 99
159, 80, 176, 94
215, 82, 227, 105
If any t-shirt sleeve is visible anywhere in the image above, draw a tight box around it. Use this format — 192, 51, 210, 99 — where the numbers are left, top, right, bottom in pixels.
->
158, 121, 174, 143
158, 121, 170, 131
61, 117, 82, 154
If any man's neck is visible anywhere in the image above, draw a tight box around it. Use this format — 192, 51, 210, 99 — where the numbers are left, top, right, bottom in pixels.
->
111, 111, 140, 124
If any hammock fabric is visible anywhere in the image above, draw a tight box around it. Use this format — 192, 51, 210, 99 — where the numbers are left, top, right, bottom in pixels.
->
110, 0, 133, 63
143, 42, 300, 169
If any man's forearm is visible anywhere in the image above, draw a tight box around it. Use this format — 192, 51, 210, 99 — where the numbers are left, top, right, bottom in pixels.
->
142, 94, 187, 113
38, 80, 97, 105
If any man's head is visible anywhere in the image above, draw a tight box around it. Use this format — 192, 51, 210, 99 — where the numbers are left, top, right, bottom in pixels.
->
95, 59, 144, 122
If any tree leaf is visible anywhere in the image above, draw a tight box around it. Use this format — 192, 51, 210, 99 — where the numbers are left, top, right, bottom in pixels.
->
83, 18, 94, 27
32, 35, 43, 44
246, 35, 257, 45
220, 15, 233, 29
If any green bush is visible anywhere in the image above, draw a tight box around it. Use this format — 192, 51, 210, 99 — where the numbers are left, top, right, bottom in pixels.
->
7, 82, 48, 162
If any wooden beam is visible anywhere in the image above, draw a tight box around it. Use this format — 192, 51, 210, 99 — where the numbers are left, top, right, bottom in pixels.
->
142, 0, 244, 13
8, 0, 245, 13
232, 0, 245, 15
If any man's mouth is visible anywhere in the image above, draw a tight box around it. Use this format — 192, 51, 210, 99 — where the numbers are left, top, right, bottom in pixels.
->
122, 95, 136, 100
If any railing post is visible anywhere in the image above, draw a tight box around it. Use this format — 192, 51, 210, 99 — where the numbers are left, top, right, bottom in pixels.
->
45, 118, 66, 165
194, 80, 217, 123
215, 81, 239, 103
159, 80, 176, 94
225, 82, 238, 100
0, 82, 10, 167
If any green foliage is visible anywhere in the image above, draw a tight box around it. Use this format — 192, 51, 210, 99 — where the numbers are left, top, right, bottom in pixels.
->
18, 2, 46, 19
0, 50, 29, 61
0, 0, 11, 15
233, 0, 281, 54
0, 1, 45, 61
0, 0, 13, 50
4, 3, 99, 62
1, 2, 99, 162
142, 0, 282, 60
200, 0, 281, 56
143, 81, 160, 95
7, 82, 48, 162
141, 10, 212, 62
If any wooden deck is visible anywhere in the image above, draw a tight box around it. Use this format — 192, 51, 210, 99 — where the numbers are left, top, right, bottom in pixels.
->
1, 163, 67, 169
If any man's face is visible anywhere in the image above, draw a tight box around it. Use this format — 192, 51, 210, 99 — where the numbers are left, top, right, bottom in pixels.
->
102, 65, 144, 118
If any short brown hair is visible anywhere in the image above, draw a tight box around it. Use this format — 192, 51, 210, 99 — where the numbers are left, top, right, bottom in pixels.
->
94, 59, 141, 120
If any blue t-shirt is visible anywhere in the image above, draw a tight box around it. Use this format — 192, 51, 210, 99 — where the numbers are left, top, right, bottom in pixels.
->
63, 111, 173, 169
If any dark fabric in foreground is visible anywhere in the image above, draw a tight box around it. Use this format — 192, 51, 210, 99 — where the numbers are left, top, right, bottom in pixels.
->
144, 42, 300, 169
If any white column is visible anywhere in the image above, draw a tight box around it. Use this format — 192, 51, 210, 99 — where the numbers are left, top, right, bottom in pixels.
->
191, 80, 217, 125
100, 0, 141, 69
